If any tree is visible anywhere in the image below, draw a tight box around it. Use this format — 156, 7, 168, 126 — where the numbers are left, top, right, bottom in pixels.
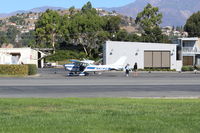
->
81, 2, 93, 13
140, 27, 171, 43
67, 2, 107, 57
127, 33, 141, 42
20, 31, 36, 47
114, 30, 129, 41
113, 29, 140, 42
0, 31, 8, 45
135, 3, 169, 43
136, 4, 162, 30
0, 20, 5, 27
69, 6, 76, 16
103, 16, 121, 34
9, 16, 25, 25
35, 9, 61, 50
6, 25, 20, 45
33, 2, 132, 58
184, 11, 200, 37
59, 14, 70, 45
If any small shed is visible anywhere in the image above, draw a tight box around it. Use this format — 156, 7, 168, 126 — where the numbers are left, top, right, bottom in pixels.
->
0, 48, 46, 68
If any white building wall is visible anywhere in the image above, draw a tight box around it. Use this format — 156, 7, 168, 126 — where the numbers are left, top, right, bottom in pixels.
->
104, 41, 178, 70
176, 60, 183, 71
30, 49, 38, 66
178, 37, 200, 65
0, 48, 40, 67
0, 53, 12, 64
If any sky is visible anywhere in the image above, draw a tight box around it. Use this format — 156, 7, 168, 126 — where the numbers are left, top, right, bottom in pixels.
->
0, 0, 135, 13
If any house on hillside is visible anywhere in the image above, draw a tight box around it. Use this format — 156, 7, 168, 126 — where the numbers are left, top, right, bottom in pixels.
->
6, 22, 16, 26
28, 14, 39, 20
161, 26, 188, 37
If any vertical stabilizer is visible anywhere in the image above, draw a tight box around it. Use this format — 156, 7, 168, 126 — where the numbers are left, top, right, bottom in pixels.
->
112, 56, 127, 66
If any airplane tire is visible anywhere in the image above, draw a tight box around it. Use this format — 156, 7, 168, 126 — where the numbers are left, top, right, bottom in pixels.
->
68, 72, 74, 76
84, 72, 89, 76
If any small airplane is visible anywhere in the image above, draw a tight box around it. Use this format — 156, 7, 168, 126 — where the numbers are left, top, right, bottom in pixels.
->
63, 56, 127, 76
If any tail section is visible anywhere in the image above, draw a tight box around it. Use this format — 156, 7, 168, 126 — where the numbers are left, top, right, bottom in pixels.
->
112, 56, 127, 66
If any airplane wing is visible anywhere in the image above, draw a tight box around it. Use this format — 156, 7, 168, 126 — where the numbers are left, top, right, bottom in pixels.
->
69, 59, 81, 63
70, 59, 91, 65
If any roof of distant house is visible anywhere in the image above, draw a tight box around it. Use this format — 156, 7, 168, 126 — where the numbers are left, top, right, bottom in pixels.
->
178, 37, 198, 41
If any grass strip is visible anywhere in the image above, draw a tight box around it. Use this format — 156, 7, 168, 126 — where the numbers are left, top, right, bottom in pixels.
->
0, 74, 26, 77
0, 98, 199, 133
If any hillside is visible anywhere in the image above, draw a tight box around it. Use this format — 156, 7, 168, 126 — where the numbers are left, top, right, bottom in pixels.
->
2, 0, 199, 26
0, 6, 65, 18
105, 0, 200, 26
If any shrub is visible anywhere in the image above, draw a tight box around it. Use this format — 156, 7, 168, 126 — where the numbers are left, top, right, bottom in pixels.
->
46, 50, 87, 61
181, 66, 194, 71
189, 66, 195, 71
26, 64, 37, 75
139, 68, 176, 71
0, 65, 28, 75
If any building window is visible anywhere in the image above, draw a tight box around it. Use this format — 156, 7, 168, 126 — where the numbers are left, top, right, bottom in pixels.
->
183, 41, 195, 47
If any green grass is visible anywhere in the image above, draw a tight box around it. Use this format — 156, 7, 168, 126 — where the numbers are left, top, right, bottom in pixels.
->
0, 98, 200, 133
0, 74, 26, 77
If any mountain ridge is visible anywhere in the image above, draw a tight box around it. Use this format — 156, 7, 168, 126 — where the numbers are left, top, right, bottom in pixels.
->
1, 0, 200, 26
0, 6, 65, 18
105, 0, 200, 26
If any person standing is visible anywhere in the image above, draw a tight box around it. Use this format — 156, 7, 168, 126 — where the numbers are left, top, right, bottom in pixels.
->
125, 64, 130, 77
133, 62, 138, 76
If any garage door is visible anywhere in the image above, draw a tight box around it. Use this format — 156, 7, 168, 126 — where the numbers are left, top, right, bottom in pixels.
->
144, 51, 170, 69
153, 51, 162, 68
162, 51, 170, 67
183, 56, 193, 66
144, 51, 153, 67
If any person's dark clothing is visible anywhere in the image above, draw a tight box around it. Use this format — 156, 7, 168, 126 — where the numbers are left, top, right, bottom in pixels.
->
134, 63, 138, 71
125, 65, 130, 76
126, 69, 129, 75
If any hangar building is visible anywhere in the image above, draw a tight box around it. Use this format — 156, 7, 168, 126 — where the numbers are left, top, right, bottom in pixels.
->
0, 48, 46, 68
103, 41, 182, 71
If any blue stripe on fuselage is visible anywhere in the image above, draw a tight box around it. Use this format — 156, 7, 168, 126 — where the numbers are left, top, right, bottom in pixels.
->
86, 67, 96, 69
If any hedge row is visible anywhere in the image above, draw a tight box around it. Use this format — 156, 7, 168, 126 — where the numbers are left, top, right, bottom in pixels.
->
0, 64, 37, 76
27, 64, 37, 75
138, 68, 176, 71
181, 66, 194, 71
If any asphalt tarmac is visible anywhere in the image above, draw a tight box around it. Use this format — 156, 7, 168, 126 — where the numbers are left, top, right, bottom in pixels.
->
0, 68, 200, 98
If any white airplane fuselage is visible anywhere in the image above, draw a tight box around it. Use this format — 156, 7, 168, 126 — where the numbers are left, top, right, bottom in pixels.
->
64, 64, 121, 72
64, 56, 127, 75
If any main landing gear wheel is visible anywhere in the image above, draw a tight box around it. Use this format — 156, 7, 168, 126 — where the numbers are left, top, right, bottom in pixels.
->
67, 72, 74, 76
79, 72, 89, 76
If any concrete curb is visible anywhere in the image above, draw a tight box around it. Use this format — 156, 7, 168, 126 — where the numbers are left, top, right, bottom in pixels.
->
27, 74, 41, 78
